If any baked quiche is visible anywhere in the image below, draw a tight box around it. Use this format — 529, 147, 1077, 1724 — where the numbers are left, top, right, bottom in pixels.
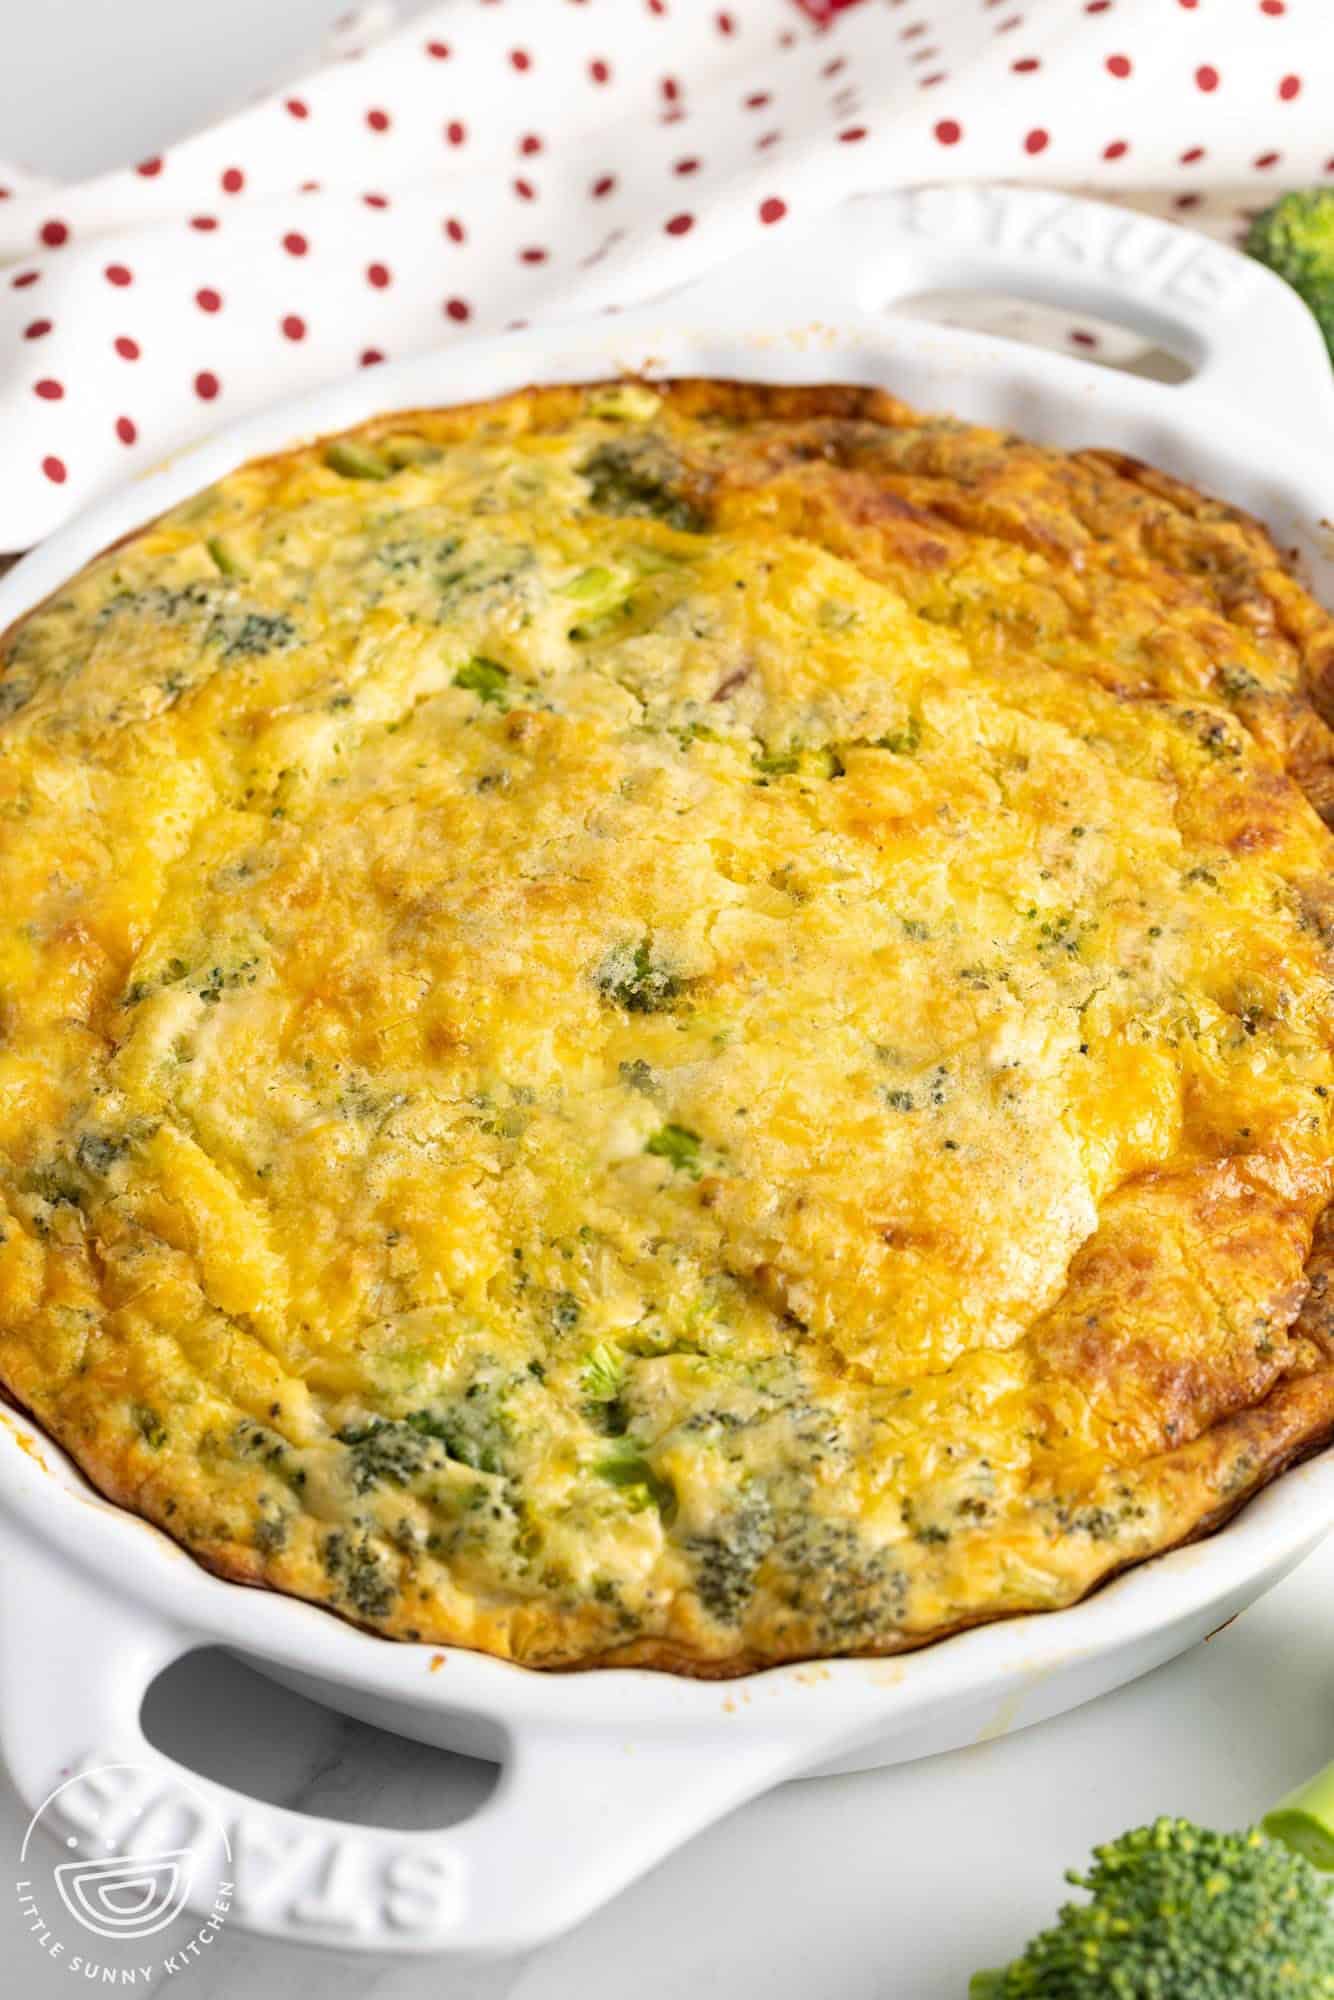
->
3, 380, 1334, 1674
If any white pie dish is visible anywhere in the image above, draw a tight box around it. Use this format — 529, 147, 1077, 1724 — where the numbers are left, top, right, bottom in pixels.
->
1, 181, 1333, 1957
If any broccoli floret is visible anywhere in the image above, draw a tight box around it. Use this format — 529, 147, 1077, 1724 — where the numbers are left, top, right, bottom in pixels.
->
210, 611, 298, 661
337, 1417, 435, 1493
971, 1817, 1334, 1999
593, 1442, 676, 1518
581, 1342, 627, 1404
453, 656, 510, 707
407, 1385, 513, 1476
1246, 190, 1334, 361
337, 1380, 516, 1489
594, 936, 681, 1013
132, 1403, 168, 1450
325, 438, 392, 480
322, 1529, 396, 1619
579, 439, 707, 533
686, 1488, 775, 1625
645, 1123, 703, 1177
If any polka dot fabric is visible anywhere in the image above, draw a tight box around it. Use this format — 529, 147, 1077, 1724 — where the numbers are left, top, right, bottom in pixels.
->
0, 0, 1327, 546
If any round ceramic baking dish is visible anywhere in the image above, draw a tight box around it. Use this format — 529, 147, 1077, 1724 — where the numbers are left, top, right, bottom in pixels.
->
2, 184, 1334, 1958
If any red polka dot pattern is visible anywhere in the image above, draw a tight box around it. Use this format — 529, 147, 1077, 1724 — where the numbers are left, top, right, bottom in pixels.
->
0, 0, 1326, 542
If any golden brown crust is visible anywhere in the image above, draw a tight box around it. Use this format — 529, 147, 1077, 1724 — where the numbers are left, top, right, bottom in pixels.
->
2, 378, 1334, 1673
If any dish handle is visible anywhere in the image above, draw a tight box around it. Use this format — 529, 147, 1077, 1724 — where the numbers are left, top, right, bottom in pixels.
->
0, 1530, 802, 1955
698, 184, 1333, 450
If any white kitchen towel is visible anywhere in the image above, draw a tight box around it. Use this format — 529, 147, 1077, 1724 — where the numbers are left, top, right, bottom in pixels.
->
0, 0, 1327, 547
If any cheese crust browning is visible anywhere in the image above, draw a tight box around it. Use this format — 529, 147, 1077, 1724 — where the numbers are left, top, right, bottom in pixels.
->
3, 379, 1334, 1673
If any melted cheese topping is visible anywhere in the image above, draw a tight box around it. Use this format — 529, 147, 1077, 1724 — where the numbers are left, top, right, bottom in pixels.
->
3, 381, 1334, 1670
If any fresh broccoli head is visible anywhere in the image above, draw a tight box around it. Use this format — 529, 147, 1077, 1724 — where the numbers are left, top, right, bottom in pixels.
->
1246, 189, 1334, 361
971, 1817, 1334, 1999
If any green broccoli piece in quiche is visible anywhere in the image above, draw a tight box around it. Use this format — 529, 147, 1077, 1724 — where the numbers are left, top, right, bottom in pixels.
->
579, 438, 707, 533
581, 1342, 627, 1405
336, 1417, 434, 1493
322, 1529, 396, 1619
594, 936, 681, 1014
593, 1441, 676, 1519
1246, 190, 1334, 362
971, 1814, 1334, 1999
644, 1123, 702, 1177
685, 1489, 775, 1625
325, 438, 392, 480
453, 656, 510, 707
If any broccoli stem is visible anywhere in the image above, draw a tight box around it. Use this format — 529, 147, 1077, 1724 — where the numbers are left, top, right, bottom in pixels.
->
1263, 1757, 1334, 1871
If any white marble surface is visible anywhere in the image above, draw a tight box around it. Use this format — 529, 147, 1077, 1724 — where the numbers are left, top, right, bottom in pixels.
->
4, 6, 1334, 1996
